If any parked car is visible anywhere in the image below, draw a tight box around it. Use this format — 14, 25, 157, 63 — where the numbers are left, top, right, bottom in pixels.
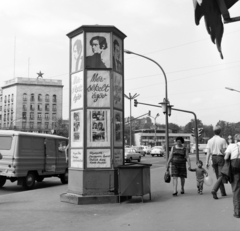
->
124, 148, 141, 162
150, 146, 165, 157
133, 146, 145, 156
191, 144, 207, 154
142, 146, 151, 155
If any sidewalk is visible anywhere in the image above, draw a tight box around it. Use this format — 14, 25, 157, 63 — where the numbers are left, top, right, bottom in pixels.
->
0, 158, 240, 231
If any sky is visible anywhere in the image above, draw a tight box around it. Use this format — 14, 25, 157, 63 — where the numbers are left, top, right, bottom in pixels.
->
0, 0, 240, 127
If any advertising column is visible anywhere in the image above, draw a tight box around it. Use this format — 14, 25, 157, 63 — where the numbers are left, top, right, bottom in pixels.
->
61, 25, 126, 204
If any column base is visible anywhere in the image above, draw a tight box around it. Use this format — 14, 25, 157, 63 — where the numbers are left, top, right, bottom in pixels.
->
60, 192, 128, 205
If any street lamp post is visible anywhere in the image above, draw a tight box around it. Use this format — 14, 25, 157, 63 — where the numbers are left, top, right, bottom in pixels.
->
124, 93, 140, 146
149, 113, 159, 146
225, 87, 240, 93
124, 49, 170, 159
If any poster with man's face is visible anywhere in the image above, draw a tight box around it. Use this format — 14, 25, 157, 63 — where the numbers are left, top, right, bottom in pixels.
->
112, 35, 122, 74
71, 34, 84, 73
86, 33, 110, 68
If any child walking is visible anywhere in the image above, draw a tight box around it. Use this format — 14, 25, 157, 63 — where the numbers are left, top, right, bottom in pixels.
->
189, 160, 208, 195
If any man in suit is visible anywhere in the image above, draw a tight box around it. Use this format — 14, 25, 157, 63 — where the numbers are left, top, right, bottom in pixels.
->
113, 39, 122, 73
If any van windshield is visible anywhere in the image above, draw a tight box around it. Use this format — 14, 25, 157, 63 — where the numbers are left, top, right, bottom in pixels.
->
0, 136, 12, 150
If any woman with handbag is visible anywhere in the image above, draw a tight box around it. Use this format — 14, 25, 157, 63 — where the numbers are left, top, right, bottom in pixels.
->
166, 137, 191, 196
224, 133, 240, 218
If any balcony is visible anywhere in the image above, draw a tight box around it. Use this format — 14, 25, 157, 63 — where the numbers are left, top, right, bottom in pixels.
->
37, 117, 42, 120
52, 108, 57, 111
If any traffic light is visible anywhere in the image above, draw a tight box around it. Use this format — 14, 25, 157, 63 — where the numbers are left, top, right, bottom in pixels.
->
191, 128, 195, 137
148, 111, 151, 116
198, 128, 203, 137
134, 99, 138, 107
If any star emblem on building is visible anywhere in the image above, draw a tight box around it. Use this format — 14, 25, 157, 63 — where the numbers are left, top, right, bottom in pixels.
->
37, 71, 44, 79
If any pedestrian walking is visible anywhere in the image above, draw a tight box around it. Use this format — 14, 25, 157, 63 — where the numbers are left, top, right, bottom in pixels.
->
166, 137, 191, 196
189, 160, 208, 195
206, 125, 228, 199
224, 134, 240, 218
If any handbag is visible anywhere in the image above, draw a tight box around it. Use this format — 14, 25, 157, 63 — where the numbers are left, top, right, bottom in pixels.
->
164, 170, 171, 183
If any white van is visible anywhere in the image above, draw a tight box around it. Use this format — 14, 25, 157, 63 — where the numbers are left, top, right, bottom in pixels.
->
0, 130, 68, 190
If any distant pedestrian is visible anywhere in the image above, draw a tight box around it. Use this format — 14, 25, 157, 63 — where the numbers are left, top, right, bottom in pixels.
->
166, 137, 191, 196
206, 125, 228, 199
224, 134, 240, 218
189, 160, 208, 195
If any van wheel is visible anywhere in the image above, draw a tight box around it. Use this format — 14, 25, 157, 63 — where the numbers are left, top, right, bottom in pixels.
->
0, 176, 6, 187
60, 170, 68, 184
22, 172, 36, 190
36, 176, 44, 182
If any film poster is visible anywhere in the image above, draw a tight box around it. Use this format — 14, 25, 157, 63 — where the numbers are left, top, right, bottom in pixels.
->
71, 72, 83, 110
87, 109, 110, 147
87, 70, 110, 107
113, 72, 122, 109
71, 110, 83, 148
86, 32, 110, 68
71, 33, 84, 73
70, 149, 83, 169
114, 110, 123, 146
114, 149, 123, 167
87, 149, 111, 168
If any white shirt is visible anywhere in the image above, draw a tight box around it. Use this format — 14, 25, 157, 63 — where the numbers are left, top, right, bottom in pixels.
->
206, 135, 227, 155
225, 142, 240, 160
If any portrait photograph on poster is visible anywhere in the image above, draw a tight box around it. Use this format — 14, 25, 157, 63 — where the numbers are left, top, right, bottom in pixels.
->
87, 70, 110, 107
71, 110, 83, 148
114, 110, 123, 146
86, 33, 110, 68
91, 110, 106, 142
112, 35, 122, 74
71, 34, 84, 73
71, 72, 83, 110
113, 72, 122, 109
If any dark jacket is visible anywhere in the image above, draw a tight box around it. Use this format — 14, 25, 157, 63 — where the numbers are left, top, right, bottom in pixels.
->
221, 159, 233, 183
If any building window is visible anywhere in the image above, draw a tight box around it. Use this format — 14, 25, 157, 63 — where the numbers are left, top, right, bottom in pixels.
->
0, 115, 2, 120
30, 104, 35, 111
3, 123, 6, 128
38, 94, 42, 102
23, 93, 27, 101
23, 104, 27, 111
37, 122, 42, 129
45, 113, 49, 120
22, 112, 27, 120
22, 121, 26, 129
4, 95, 7, 103
7, 113, 9, 121
52, 95, 57, 102
0, 106, 2, 111
30, 94, 35, 101
30, 112, 34, 120
30, 122, 34, 129
37, 113, 42, 120
4, 114, 6, 121
11, 94, 14, 102
45, 104, 49, 111
11, 103, 13, 111
45, 94, 49, 102
45, 122, 49, 129
52, 104, 57, 111
52, 122, 56, 129
52, 113, 56, 121
8, 95, 10, 103
38, 104, 42, 111
0, 96, 2, 102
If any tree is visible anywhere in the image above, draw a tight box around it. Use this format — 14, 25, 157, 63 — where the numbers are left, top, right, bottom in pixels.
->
183, 119, 203, 133
168, 123, 180, 133
54, 118, 69, 137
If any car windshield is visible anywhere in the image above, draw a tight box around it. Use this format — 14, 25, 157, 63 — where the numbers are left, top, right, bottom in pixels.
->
0, 136, 12, 150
